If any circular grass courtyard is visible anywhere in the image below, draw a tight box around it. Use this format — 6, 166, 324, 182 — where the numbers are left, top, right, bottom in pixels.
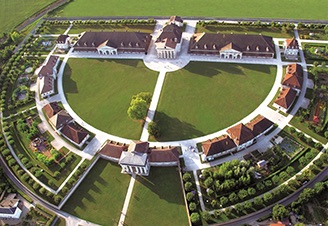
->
63, 59, 276, 141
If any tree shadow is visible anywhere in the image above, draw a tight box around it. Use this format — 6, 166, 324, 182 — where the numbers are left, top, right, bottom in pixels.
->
63, 63, 78, 94
153, 111, 204, 141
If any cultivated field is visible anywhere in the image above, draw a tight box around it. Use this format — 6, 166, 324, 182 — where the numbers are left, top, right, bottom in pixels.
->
0, 0, 55, 33
52, 0, 328, 20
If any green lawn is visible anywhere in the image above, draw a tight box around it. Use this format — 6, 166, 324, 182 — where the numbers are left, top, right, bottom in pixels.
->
68, 24, 155, 34
196, 24, 294, 38
51, 0, 327, 20
154, 62, 276, 141
62, 159, 131, 225
0, 0, 55, 33
125, 167, 189, 226
63, 59, 158, 139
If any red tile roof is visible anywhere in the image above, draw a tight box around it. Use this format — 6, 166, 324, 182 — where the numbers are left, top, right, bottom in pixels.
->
227, 123, 254, 146
169, 16, 183, 23
156, 24, 182, 49
274, 87, 297, 110
43, 102, 62, 118
38, 56, 59, 77
285, 38, 299, 49
49, 110, 72, 129
246, 115, 274, 137
56, 34, 69, 43
189, 33, 275, 57
202, 135, 236, 156
149, 147, 180, 162
99, 141, 128, 159
128, 141, 149, 153
282, 73, 303, 89
61, 123, 88, 145
286, 63, 303, 77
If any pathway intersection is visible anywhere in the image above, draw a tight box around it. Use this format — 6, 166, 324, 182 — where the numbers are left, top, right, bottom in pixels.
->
28, 19, 328, 226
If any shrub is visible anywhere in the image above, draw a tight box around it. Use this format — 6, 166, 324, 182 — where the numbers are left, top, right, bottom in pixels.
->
189, 202, 197, 212
182, 172, 192, 182
190, 213, 200, 224
184, 182, 193, 191
186, 192, 195, 201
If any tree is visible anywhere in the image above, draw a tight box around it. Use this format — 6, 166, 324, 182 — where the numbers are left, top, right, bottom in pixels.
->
313, 182, 325, 194
190, 213, 200, 224
148, 121, 160, 137
183, 172, 191, 182
234, 203, 243, 213
272, 175, 280, 185
211, 199, 218, 208
244, 200, 252, 210
247, 187, 256, 196
286, 166, 295, 175
238, 189, 248, 200
229, 192, 238, 203
272, 204, 288, 220
186, 192, 195, 201
184, 182, 193, 191
189, 202, 197, 211
132, 92, 152, 105
204, 177, 213, 188
263, 192, 273, 203
220, 196, 228, 206
253, 196, 263, 206
10, 31, 21, 44
201, 211, 211, 222
127, 97, 148, 120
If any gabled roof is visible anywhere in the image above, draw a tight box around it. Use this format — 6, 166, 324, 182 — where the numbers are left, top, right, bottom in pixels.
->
189, 33, 275, 54
49, 110, 72, 130
227, 123, 254, 146
60, 122, 88, 145
156, 24, 182, 49
56, 34, 69, 43
274, 87, 297, 110
220, 42, 242, 52
169, 16, 183, 23
74, 31, 151, 51
285, 38, 299, 49
0, 207, 18, 214
128, 141, 149, 153
38, 56, 59, 77
149, 147, 180, 162
119, 151, 148, 166
286, 63, 303, 77
246, 115, 274, 137
282, 73, 303, 89
43, 102, 62, 118
99, 141, 128, 159
40, 75, 54, 95
202, 135, 236, 157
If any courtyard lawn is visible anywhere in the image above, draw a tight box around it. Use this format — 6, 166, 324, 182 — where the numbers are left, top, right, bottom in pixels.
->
51, 0, 327, 20
125, 167, 189, 226
62, 159, 131, 226
0, 0, 55, 34
63, 59, 158, 139
154, 62, 276, 141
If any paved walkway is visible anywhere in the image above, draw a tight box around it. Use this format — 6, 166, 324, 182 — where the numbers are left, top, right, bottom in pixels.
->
140, 70, 167, 141
118, 173, 136, 226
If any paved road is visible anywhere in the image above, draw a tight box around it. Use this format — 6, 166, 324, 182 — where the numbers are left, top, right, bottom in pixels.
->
216, 165, 328, 226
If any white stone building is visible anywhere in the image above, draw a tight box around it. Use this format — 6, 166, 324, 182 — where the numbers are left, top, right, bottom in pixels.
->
284, 38, 299, 60
155, 24, 182, 59
56, 34, 70, 50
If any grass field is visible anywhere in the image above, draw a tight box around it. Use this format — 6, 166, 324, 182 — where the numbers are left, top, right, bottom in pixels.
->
196, 24, 294, 38
63, 59, 158, 139
62, 159, 131, 225
0, 0, 55, 34
52, 0, 327, 20
153, 62, 276, 141
125, 167, 189, 226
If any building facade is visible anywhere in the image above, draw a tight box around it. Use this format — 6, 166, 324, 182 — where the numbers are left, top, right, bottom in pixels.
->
155, 24, 182, 59
284, 38, 299, 60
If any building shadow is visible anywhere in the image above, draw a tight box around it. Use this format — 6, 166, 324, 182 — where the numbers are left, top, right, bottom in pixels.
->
62, 63, 78, 94
153, 111, 204, 141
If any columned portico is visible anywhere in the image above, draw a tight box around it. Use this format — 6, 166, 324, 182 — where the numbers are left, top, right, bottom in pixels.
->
97, 47, 118, 55
219, 50, 242, 59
